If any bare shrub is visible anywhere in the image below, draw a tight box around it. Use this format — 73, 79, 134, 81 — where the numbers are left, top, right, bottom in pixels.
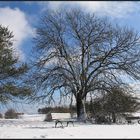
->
4, 109, 18, 119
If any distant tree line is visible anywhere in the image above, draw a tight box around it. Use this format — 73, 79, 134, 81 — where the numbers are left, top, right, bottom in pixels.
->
38, 106, 77, 114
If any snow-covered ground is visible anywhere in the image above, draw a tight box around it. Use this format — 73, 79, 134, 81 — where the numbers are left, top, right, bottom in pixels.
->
0, 114, 140, 139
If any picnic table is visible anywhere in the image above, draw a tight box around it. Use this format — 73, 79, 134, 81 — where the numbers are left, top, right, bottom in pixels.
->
125, 116, 140, 124
44, 113, 77, 128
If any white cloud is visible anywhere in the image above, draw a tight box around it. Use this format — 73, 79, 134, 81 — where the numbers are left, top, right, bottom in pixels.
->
0, 7, 35, 61
47, 1, 139, 18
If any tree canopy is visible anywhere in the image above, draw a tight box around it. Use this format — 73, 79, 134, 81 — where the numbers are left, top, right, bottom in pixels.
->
0, 25, 32, 103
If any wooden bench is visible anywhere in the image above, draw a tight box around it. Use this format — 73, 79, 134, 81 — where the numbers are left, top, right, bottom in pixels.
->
45, 113, 77, 128
125, 116, 140, 124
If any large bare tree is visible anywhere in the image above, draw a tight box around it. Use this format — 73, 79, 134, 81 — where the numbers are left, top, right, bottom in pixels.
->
30, 9, 140, 121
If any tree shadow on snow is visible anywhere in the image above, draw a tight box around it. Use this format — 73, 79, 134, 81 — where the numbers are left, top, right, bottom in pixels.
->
24, 126, 65, 129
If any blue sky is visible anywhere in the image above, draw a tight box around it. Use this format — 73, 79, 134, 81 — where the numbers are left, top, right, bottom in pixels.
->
1, 1, 140, 114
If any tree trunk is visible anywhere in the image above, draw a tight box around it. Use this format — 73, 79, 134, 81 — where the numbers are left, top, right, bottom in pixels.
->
112, 112, 116, 123
76, 94, 87, 122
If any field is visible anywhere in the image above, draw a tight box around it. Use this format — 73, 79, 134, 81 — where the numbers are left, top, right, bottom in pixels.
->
0, 114, 140, 139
